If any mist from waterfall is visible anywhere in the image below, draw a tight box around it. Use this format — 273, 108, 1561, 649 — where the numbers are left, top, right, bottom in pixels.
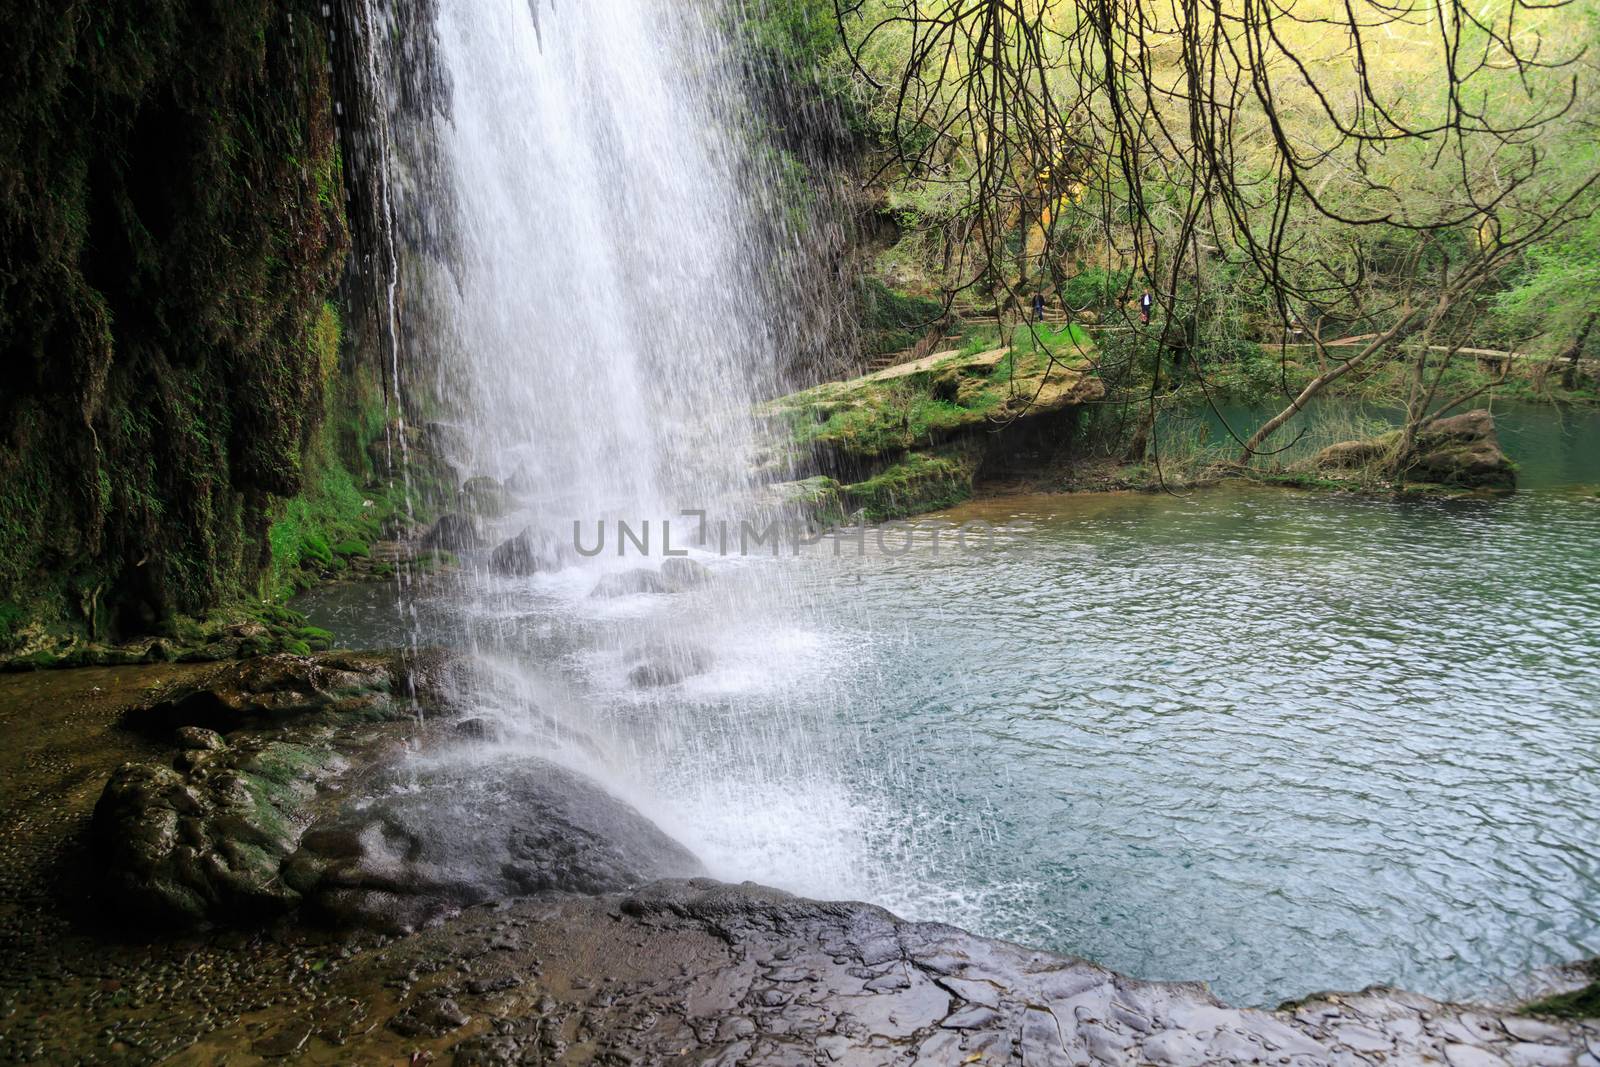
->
357, 0, 915, 906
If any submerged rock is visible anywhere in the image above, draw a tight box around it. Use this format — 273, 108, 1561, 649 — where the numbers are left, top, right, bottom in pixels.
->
502, 465, 538, 495
453, 716, 500, 741
490, 528, 575, 577
460, 476, 509, 518
590, 560, 715, 598
660, 556, 713, 588
420, 513, 483, 551
590, 568, 674, 598
1315, 409, 1516, 491
627, 641, 714, 688
296, 757, 705, 933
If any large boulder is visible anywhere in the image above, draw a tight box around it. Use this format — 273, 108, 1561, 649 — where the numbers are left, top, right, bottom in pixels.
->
93, 733, 345, 925
294, 757, 704, 933
94, 650, 465, 926
92, 648, 706, 932
1400, 409, 1516, 489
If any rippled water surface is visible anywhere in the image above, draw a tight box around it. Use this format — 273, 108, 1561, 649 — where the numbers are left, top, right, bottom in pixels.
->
303, 405, 1600, 1008
823, 482, 1600, 1006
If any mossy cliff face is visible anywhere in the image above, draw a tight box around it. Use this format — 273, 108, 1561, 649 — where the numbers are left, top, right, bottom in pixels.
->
0, 1, 350, 646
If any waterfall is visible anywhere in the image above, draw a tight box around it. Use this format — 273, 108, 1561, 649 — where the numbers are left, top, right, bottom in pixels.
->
384, 0, 818, 517
360, 0, 881, 901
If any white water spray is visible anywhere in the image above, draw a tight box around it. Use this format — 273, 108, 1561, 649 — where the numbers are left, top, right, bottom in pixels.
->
366, 0, 885, 902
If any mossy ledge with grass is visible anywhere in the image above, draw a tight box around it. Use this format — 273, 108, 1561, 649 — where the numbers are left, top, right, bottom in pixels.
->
760, 315, 1523, 520
761, 325, 1105, 522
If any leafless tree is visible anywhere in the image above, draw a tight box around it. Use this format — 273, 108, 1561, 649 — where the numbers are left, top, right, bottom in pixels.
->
829, 0, 1594, 463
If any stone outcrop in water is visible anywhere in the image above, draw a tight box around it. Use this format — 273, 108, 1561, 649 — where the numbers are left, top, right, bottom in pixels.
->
422, 513, 486, 552
591, 568, 677, 598
590, 559, 716, 599
627, 640, 716, 688
1314, 409, 1516, 492
662, 556, 714, 588
491, 528, 577, 577
763, 339, 1104, 522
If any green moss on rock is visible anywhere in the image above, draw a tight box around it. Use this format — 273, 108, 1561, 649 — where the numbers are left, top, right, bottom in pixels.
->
0, 1, 352, 645
1520, 961, 1600, 1020
842, 449, 980, 522
764, 333, 1103, 524
1310, 409, 1516, 494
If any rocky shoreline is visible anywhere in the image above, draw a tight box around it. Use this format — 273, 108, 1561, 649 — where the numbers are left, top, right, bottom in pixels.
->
1, 654, 1596, 1065
179, 881, 1600, 1067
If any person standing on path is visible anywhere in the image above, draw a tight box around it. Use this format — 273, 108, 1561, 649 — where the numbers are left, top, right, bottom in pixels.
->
1140, 290, 1153, 325
1032, 293, 1046, 323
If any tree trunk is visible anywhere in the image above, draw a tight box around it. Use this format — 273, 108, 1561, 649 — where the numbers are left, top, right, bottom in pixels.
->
1125, 407, 1156, 463
1560, 311, 1598, 390
1238, 312, 1422, 462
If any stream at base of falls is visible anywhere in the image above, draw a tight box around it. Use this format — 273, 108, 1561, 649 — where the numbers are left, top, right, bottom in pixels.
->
297, 401, 1600, 1009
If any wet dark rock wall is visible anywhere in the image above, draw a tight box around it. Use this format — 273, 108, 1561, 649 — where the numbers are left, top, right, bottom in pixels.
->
0, 0, 350, 644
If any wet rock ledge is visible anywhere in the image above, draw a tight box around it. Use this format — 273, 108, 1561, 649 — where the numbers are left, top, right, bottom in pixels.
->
86, 652, 1600, 1066
175, 880, 1600, 1066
